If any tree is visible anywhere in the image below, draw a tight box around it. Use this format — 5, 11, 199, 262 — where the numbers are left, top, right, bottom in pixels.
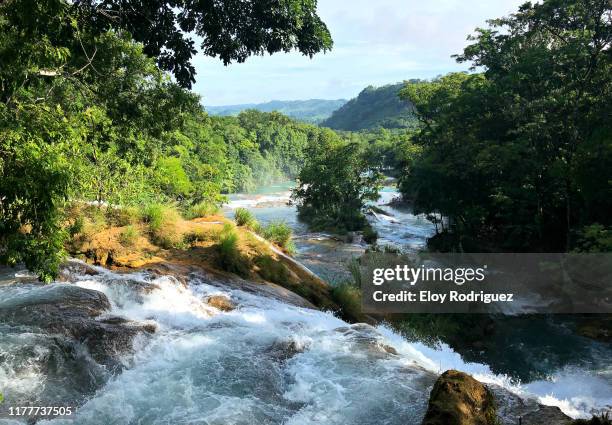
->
398, 0, 612, 252
1, 0, 333, 279
71, 0, 333, 87
292, 129, 383, 232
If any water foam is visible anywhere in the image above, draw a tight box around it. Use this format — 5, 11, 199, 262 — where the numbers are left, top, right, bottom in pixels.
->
7, 267, 609, 423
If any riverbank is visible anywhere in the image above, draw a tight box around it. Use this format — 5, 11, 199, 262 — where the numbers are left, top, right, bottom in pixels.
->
0, 198, 609, 423
65, 203, 338, 311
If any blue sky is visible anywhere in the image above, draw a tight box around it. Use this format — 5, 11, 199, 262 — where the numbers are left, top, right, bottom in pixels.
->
193, 0, 525, 106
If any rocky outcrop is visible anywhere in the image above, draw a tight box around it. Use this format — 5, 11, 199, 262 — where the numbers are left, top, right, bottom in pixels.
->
489, 385, 572, 425
422, 370, 573, 425
0, 283, 155, 366
422, 370, 497, 425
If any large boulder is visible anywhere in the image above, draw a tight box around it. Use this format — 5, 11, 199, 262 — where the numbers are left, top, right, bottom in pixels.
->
422, 370, 497, 425
0, 283, 155, 366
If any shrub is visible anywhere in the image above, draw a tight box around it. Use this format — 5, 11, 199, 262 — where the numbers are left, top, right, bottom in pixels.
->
186, 201, 220, 219
362, 225, 378, 244
331, 283, 364, 322
234, 208, 258, 229
254, 254, 290, 284
119, 225, 139, 246
262, 221, 293, 249
78, 205, 108, 239
68, 215, 84, 237
183, 226, 214, 244
108, 206, 141, 226
142, 203, 183, 248
217, 224, 250, 276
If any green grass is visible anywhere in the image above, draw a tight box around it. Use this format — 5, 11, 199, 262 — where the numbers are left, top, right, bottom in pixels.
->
119, 225, 139, 246
142, 203, 183, 248
234, 208, 259, 230
255, 254, 290, 284
217, 223, 250, 276
331, 283, 364, 322
185, 201, 220, 219
262, 221, 293, 251
107, 206, 141, 227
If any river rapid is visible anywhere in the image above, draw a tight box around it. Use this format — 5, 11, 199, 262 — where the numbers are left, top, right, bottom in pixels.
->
0, 182, 610, 424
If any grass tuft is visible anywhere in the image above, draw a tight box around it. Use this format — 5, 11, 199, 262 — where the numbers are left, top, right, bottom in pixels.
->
262, 220, 293, 251
119, 225, 139, 246
142, 203, 183, 248
217, 223, 250, 276
185, 201, 220, 219
234, 208, 259, 230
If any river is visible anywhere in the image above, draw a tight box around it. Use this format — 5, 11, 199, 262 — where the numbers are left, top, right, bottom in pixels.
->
0, 182, 610, 424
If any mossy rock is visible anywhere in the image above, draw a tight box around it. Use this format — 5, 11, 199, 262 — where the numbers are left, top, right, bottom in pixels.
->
422, 370, 497, 425
206, 295, 235, 312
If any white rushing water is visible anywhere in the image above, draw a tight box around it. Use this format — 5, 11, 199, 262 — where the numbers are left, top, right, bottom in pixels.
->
0, 265, 608, 424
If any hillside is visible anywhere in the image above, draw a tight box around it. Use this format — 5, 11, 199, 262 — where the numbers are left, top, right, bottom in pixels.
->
206, 99, 347, 124
321, 82, 417, 131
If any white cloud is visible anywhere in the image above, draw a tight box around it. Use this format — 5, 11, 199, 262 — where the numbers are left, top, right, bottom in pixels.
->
193, 0, 525, 105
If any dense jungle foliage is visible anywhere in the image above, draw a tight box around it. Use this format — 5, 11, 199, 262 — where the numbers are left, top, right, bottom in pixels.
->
397, 0, 612, 253
322, 83, 418, 131
0, 0, 334, 280
1, 0, 610, 282
207, 99, 348, 124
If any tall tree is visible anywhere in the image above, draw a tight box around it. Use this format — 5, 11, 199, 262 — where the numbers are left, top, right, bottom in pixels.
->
398, 0, 611, 252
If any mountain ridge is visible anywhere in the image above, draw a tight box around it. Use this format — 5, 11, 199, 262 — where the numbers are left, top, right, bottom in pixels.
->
205, 98, 347, 124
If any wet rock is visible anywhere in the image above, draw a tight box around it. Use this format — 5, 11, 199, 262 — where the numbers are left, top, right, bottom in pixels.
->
58, 260, 100, 282
422, 370, 497, 425
575, 317, 612, 343
334, 323, 399, 358
344, 231, 363, 244
266, 339, 305, 362
205, 294, 235, 311
0, 284, 154, 366
76, 316, 156, 364
489, 385, 572, 425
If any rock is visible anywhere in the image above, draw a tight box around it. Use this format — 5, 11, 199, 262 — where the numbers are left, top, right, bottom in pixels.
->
575, 317, 612, 343
334, 323, 399, 358
344, 232, 363, 244
206, 294, 235, 311
0, 284, 154, 366
489, 385, 573, 425
266, 339, 305, 362
57, 259, 100, 281
422, 370, 497, 425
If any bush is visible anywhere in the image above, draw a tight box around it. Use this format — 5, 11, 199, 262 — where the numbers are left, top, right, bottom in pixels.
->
331, 283, 364, 322
362, 225, 378, 244
254, 254, 290, 284
119, 225, 139, 246
79, 205, 108, 239
68, 215, 84, 237
183, 226, 214, 244
142, 203, 183, 248
185, 201, 220, 219
262, 221, 293, 249
217, 224, 250, 276
234, 208, 259, 229
108, 206, 141, 226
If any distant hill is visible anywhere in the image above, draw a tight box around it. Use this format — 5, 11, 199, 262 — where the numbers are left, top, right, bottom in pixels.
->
205, 99, 347, 124
321, 83, 416, 131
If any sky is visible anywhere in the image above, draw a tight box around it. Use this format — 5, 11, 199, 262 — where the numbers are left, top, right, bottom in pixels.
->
193, 0, 526, 106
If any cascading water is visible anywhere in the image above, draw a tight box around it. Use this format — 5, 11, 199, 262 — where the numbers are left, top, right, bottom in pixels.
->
1, 264, 610, 425
0, 182, 610, 424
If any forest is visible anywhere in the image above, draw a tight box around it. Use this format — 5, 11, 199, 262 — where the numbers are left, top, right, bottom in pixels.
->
1, 0, 611, 283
